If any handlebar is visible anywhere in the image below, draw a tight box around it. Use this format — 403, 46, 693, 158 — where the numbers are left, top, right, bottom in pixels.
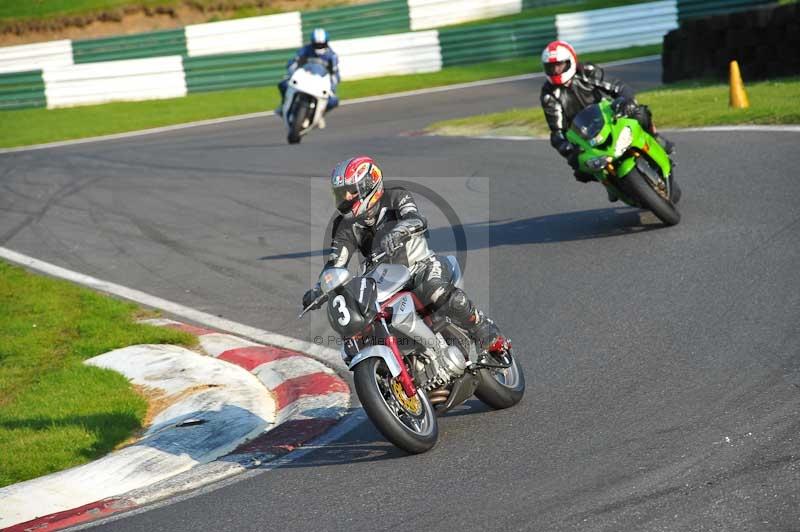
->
298, 227, 426, 319
297, 292, 329, 319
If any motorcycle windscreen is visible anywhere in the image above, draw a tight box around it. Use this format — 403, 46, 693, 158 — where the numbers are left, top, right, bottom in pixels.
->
302, 62, 329, 76
571, 104, 605, 141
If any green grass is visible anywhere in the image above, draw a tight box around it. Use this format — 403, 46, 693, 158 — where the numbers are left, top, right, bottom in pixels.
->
0, 260, 195, 488
0, 44, 660, 148
427, 77, 800, 138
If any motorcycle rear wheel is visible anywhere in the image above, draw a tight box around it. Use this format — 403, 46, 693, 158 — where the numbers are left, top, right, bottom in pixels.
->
624, 167, 681, 226
353, 357, 438, 453
475, 350, 525, 409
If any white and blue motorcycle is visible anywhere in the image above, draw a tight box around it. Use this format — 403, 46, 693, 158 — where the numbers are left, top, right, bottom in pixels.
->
282, 61, 333, 144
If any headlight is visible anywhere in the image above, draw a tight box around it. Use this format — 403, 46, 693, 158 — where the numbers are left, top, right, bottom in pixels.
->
614, 126, 633, 157
586, 156, 611, 172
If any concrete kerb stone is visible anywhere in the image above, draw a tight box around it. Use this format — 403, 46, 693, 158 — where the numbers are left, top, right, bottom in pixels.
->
2, 319, 350, 532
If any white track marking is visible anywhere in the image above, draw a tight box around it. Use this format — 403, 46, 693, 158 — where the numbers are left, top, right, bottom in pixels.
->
198, 333, 261, 357
0, 56, 659, 155
68, 409, 368, 531
257, 356, 336, 381
0, 246, 345, 371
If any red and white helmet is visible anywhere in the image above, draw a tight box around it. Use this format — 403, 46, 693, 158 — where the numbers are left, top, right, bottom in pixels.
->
542, 40, 578, 86
330, 156, 384, 223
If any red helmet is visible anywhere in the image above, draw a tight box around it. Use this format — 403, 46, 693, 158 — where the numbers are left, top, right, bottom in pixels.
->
542, 40, 578, 86
330, 156, 384, 223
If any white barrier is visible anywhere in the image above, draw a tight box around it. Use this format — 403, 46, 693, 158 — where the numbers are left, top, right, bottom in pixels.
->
185, 12, 302, 57
43, 56, 187, 108
408, 0, 523, 31
0, 40, 73, 74
556, 0, 678, 53
334, 31, 442, 80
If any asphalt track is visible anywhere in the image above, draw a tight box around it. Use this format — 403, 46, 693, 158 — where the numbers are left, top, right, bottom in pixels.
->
2, 58, 799, 531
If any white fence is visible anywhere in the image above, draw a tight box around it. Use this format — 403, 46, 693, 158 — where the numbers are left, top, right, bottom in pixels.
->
43, 56, 186, 108
408, 0, 523, 31
335, 31, 442, 79
556, 0, 678, 53
0, 40, 73, 74
185, 12, 303, 57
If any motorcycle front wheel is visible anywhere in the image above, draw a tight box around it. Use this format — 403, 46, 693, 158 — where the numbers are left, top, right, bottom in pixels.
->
353, 357, 438, 453
475, 350, 525, 409
287, 99, 309, 144
624, 167, 680, 226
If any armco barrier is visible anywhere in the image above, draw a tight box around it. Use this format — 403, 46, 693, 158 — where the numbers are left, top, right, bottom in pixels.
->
185, 13, 302, 57
43, 56, 187, 108
438, 17, 556, 67
301, 0, 411, 40
663, 2, 800, 82
0, 0, 778, 109
184, 30, 441, 94
0, 70, 46, 110
0, 40, 73, 75
408, 0, 522, 31
0, 0, 775, 77
334, 30, 442, 78
72, 29, 187, 64
556, 0, 677, 53
183, 49, 289, 93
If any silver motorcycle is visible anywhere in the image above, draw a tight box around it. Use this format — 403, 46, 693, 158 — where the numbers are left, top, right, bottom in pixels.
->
299, 230, 525, 453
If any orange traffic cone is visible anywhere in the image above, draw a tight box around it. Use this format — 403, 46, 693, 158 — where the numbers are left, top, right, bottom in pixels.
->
729, 60, 750, 109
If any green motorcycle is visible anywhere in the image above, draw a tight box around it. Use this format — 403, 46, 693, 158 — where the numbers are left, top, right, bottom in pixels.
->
567, 98, 681, 226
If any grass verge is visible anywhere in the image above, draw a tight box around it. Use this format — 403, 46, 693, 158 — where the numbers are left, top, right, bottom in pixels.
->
427, 77, 800, 138
0, 44, 660, 148
0, 260, 195, 488
0, 0, 355, 22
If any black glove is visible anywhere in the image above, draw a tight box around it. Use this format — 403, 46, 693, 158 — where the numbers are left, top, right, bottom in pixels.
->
380, 228, 409, 256
302, 285, 323, 310
573, 170, 593, 183
557, 139, 575, 159
612, 97, 637, 118
567, 149, 580, 170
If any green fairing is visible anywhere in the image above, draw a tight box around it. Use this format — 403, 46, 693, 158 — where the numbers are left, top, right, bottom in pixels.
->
566, 99, 672, 205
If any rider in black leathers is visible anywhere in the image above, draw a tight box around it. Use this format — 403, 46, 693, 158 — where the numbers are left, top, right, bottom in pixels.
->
303, 156, 508, 353
540, 40, 674, 197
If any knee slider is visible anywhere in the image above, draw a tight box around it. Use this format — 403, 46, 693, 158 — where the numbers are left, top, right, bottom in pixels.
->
447, 288, 472, 317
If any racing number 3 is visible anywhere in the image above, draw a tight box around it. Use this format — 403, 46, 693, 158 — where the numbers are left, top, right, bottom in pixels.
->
332, 295, 351, 326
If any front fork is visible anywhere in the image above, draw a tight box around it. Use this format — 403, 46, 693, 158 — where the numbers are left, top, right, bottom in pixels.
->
379, 317, 417, 398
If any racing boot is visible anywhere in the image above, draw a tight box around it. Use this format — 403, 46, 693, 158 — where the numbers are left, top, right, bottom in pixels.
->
444, 289, 509, 354
468, 311, 510, 355
606, 187, 619, 203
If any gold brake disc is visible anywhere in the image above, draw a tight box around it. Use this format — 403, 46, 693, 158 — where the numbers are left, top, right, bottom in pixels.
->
390, 379, 422, 416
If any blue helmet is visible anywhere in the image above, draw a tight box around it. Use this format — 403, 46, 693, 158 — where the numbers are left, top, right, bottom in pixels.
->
310, 28, 329, 54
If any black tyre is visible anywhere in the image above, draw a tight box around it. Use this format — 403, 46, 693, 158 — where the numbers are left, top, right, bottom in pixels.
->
287, 99, 308, 145
670, 176, 682, 204
475, 350, 525, 409
353, 357, 438, 453
624, 167, 681, 226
